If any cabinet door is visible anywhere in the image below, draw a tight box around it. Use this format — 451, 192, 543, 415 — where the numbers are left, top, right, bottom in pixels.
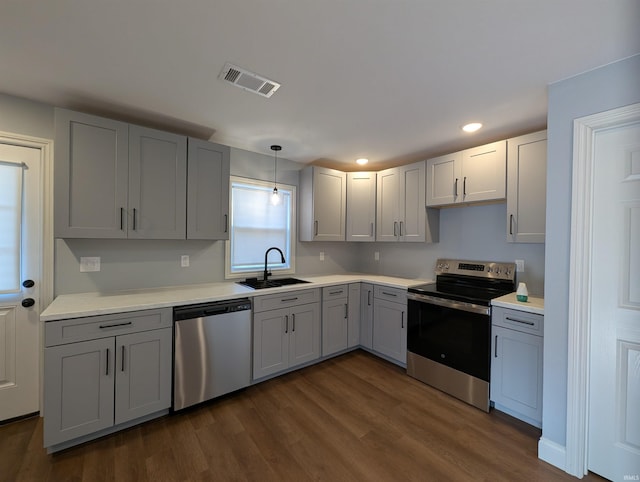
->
360, 283, 374, 349
314, 167, 347, 241
376, 168, 400, 241
491, 326, 543, 426
187, 138, 230, 240
461, 141, 506, 203
426, 152, 461, 206
322, 298, 349, 356
253, 308, 290, 379
347, 283, 361, 348
399, 162, 426, 242
54, 109, 129, 238
506, 131, 547, 243
115, 328, 172, 425
289, 303, 321, 368
372, 298, 407, 364
128, 125, 187, 239
44, 338, 114, 447
346, 172, 376, 241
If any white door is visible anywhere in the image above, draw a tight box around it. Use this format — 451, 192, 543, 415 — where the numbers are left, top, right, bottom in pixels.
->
588, 121, 640, 480
0, 143, 42, 421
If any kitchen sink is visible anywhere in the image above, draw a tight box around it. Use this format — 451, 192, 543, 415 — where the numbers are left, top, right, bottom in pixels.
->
237, 277, 311, 290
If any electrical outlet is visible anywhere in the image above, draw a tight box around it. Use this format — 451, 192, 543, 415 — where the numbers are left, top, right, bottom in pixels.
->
80, 257, 101, 272
374, 252, 380, 261
181, 255, 190, 267
515, 259, 525, 272
319, 252, 325, 261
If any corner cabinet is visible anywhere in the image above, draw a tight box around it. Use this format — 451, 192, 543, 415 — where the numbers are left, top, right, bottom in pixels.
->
371, 285, 407, 365
43, 309, 172, 452
321, 283, 361, 357
490, 306, 543, 427
186, 138, 230, 240
300, 166, 346, 241
252, 289, 321, 379
426, 140, 506, 207
376, 161, 439, 243
506, 131, 547, 243
346, 172, 376, 242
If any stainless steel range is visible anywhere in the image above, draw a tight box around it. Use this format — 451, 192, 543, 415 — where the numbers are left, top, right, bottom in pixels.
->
407, 259, 516, 412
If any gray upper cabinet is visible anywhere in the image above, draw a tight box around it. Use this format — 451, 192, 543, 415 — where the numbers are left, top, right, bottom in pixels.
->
300, 166, 346, 241
376, 161, 438, 243
54, 109, 129, 238
506, 131, 547, 243
426, 140, 507, 207
55, 108, 191, 239
128, 125, 187, 239
346, 172, 376, 242
187, 138, 230, 240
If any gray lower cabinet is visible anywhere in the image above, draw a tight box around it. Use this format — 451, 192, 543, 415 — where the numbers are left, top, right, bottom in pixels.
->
43, 309, 172, 451
253, 289, 321, 379
490, 307, 544, 427
359, 283, 374, 349
321, 284, 360, 357
372, 286, 407, 364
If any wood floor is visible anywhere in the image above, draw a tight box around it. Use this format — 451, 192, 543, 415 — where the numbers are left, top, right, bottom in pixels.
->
1, 350, 604, 482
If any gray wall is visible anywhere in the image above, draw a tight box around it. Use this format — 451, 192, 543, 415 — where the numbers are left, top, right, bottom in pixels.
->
0, 93, 53, 139
543, 54, 640, 449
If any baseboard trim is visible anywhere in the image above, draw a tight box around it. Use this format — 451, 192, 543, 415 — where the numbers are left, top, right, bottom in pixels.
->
538, 437, 567, 472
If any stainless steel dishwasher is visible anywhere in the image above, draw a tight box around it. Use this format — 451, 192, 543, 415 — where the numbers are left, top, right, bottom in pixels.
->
173, 298, 252, 411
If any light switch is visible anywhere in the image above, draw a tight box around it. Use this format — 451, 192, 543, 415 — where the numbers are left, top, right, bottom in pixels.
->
80, 257, 101, 272
181, 255, 190, 267
515, 259, 525, 272
374, 252, 380, 261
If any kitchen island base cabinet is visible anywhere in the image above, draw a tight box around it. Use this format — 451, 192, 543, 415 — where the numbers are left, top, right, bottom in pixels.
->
371, 286, 407, 365
252, 289, 321, 380
490, 307, 543, 428
43, 309, 172, 452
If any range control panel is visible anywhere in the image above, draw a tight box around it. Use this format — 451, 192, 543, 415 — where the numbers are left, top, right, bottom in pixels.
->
435, 259, 516, 281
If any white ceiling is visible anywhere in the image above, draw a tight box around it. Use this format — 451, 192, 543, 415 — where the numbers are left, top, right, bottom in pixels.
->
1, 0, 639, 169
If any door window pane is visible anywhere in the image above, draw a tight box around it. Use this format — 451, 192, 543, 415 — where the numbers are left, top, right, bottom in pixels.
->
0, 162, 23, 293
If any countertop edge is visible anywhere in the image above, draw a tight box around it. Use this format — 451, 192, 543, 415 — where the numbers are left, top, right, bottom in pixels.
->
491, 293, 544, 315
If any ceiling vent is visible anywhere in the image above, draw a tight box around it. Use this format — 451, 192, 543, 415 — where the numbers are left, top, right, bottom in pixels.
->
218, 63, 281, 98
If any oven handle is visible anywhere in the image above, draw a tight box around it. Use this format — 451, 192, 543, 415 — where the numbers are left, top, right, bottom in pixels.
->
407, 292, 490, 315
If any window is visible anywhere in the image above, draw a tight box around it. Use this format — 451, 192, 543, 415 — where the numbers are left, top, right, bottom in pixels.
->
225, 176, 296, 278
0, 161, 23, 294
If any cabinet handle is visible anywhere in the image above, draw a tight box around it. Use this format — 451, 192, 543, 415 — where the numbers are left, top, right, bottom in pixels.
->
329, 290, 343, 295
344, 303, 348, 319
120, 207, 124, 230
314, 220, 318, 236
224, 214, 228, 233
382, 291, 397, 297
454, 178, 458, 197
505, 316, 535, 326
367, 290, 372, 306
463, 177, 467, 196
401, 311, 404, 329
121, 346, 126, 372
399, 221, 404, 236
132, 208, 137, 230
99, 321, 133, 329
393, 221, 398, 236
370, 223, 374, 237
281, 297, 298, 302
292, 314, 296, 332
106, 348, 110, 376
509, 214, 514, 236
495, 335, 498, 357
285, 315, 289, 334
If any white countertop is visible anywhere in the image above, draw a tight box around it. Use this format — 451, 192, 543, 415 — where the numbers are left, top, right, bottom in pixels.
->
41, 274, 430, 322
491, 292, 544, 315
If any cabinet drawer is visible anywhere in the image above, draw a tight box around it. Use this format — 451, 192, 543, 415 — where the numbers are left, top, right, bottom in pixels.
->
45, 308, 172, 347
253, 288, 321, 313
491, 307, 543, 336
374, 285, 407, 303
322, 284, 348, 300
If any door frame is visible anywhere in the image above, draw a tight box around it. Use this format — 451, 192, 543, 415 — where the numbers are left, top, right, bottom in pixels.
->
0, 130, 54, 415
566, 102, 640, 477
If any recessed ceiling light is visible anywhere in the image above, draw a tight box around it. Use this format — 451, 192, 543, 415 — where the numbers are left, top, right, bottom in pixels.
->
356, 158, 369, 165
462, 123, 483, 133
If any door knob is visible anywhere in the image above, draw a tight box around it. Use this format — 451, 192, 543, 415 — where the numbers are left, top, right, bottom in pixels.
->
23, 279, 35, 288
22, 298, 35, 308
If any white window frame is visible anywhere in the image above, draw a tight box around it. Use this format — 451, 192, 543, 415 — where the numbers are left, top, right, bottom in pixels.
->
225, 176, 296, 279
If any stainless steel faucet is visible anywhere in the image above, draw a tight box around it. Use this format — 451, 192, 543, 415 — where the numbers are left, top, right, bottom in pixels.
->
263, 247, 286, 281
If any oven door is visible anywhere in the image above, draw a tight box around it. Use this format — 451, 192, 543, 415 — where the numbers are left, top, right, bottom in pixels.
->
407, 294, 491, 382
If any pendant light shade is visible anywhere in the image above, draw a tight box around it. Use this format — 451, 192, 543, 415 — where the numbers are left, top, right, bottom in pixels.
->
270, 145, 282, 205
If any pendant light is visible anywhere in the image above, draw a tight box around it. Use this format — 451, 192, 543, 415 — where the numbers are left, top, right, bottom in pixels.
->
270, 145, 282, 205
